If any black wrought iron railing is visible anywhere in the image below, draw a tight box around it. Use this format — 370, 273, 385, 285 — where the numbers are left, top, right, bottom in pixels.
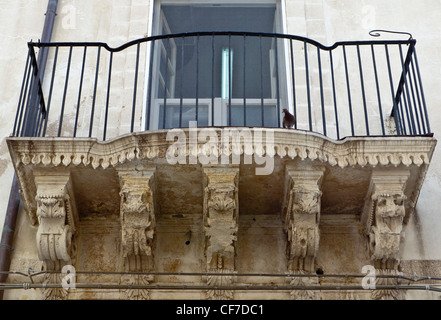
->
12, 31, 432, 141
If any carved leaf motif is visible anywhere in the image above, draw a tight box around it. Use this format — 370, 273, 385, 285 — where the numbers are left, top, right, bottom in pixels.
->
42, 272, 68, 300
208, 190, 236, 213
289, 270, 316, 300
36, 197, 65, 219
120, 274, 153, 300
293, 191, 321, 215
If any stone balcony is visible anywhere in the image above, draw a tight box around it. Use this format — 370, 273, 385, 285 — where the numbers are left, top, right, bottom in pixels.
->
7, 32, 438, 299
6, 128, 436, 299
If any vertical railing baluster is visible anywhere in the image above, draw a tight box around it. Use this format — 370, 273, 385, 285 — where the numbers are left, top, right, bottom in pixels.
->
290, 39, 297, 129
162, 40, 169, 130
18, 54, 33, 137
385, 44, 402, 135
58, 45, 73, 137
317, 47, 326, 136
260, 35, 264, 127
103, 51, 113, 141
22, 46, 41, 137
407, 65, 421, 135
131, 42, 140, 133
243, 35, 247, 126
35, 85, 47, 137
42, 46, 59, 137
275, 36, 281, 128
371, 44, 385, 136
343, 45, 354, 136
329, 50, 339, 140
402, 44, 420, 134
89, 46, 101, 137
399, 44, 421, 134
146, 40, 155, 131
413, 48, 430, 134
357, 45, 369, 136
410, 51, 425, 134
398, 44, 416, 135
74, 46, 87, 137
229, 34, 233, 127
14, 49, 31, 137
180, 37, 185, 128
21, 59, 36, 137
211, 35, 214, 127
196, 35, 200, 124
305, 40, 312, 131
35, 105, 44, 137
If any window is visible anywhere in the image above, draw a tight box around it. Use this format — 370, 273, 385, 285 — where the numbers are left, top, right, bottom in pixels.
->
146, 0, 287, 129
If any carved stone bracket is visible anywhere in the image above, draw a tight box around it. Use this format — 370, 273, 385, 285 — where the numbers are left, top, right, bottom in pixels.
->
362, 170, 410, 270
203, 167, 239, 300
283, 166, 325, 274
117, 168, 157, 300
361, 170, 410, 300
33, 170, 78, 300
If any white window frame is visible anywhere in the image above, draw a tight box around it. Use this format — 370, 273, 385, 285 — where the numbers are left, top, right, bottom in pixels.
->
142, 0, 291, 130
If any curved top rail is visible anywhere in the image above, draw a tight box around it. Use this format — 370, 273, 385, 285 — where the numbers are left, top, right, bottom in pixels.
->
29, 30, 415, 52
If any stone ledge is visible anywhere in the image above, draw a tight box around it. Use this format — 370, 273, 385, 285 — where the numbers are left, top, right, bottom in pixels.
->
7, 129, 436, 170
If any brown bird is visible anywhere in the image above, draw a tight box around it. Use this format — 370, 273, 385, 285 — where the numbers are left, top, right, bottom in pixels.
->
282, 108, 295, 129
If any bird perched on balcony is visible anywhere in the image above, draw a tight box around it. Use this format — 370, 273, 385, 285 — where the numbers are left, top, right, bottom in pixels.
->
282, 108, 295, 129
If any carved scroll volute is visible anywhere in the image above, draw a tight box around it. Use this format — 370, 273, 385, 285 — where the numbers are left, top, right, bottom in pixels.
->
118, 169, 157, 273
283, 167, 325, 274
34, 171, 78, 271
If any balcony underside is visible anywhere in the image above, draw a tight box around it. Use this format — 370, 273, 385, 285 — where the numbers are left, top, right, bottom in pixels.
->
7, 128, 436, 224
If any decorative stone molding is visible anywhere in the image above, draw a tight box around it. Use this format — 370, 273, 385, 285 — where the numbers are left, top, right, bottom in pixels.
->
7, 130, 435, 170
117, 168, 157, 300
283, 166, 325, 273
203, 166, 239, 299
33, 170, 78, 300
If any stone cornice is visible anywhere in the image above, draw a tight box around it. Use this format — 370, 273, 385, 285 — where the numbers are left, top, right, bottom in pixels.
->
6, 129, 437, 170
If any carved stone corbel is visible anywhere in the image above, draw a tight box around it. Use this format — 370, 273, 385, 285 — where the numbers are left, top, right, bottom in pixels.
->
203, 167, 239, 300
117, 168, 157, 300
361, 169, 410, 300
33, 170, 78, 300
283, 167, 325, 273
283, 166, 325, 299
